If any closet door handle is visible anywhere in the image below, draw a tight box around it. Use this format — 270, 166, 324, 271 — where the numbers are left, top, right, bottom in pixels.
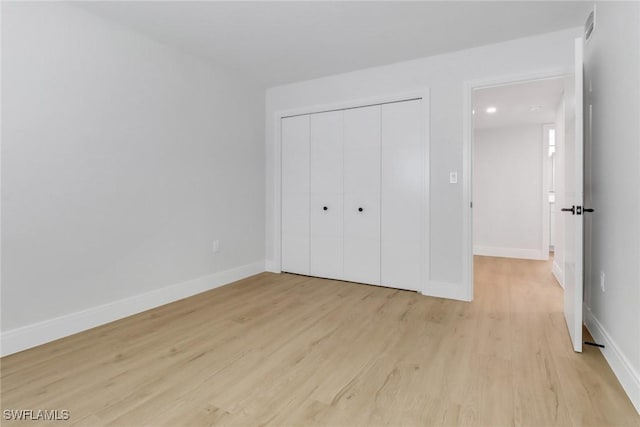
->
323, 206, 328, 211
358, 207, 364, 212
561, 206, 575, 215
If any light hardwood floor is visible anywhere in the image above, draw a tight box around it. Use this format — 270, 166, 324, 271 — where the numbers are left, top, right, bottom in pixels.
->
1, 256, 638, 426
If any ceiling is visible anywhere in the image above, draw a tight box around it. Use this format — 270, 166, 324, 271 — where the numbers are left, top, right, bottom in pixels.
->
473, 77, 566, 129
76, 1, 590, 87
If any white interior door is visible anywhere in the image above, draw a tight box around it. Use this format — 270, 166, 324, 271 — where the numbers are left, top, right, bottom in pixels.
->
281, 115, 310, 275
310, 111, 344, 279
381, 99, 424, 291
562, 38, 584, 353
343, 105, 381, 285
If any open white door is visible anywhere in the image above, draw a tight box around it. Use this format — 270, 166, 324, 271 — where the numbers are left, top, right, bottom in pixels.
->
561, 38, 584, 353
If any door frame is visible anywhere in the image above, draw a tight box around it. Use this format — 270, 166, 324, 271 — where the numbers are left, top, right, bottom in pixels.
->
462, 69, 571, 301
272, 88, 430, 294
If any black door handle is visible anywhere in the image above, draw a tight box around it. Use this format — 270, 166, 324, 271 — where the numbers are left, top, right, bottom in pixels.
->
584, 208, 594, 213
358, 207, 363, 212
323, 206, 328, 211
561, 206, 575, 215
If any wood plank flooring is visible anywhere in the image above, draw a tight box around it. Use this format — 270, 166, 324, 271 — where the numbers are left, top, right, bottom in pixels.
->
1, 256, 638, 426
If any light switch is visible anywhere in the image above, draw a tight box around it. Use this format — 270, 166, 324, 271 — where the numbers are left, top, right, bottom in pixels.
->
449, 172, 458, 184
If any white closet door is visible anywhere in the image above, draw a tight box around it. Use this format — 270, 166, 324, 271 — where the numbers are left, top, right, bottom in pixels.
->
310, 111, 344, 279
281, 115, 310, 275
381, 99, 424, 291
343, 105, 381, 285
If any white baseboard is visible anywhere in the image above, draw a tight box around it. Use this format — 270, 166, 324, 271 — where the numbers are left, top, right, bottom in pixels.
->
584, 305, 640, 414
0, 261, 265, 357
474, 245, 544, 260
424, 281, 472, 302
552, 260, 564, 288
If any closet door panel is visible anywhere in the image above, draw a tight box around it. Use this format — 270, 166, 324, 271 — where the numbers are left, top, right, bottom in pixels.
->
281, 115, 310, 274
381, 99, 424, 291
310, 111, 343, 194
282, 192, 310, 274
344, 105, 381, 194
282, 115, 310, 193
344, 193, 380, 284
310, 110, 344, 279
310, 193, 343, 279
382, 238, 421, 290
344, 194, 380, 239
343, 105, 381, 285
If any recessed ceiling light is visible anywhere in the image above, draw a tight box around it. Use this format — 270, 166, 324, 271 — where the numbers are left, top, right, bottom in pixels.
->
530, 105, 542, 112
485, 106, 497, 114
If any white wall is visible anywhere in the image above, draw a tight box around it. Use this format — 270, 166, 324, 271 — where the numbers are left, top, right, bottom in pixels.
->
473, 125, 544, 259
583, 2, 640, 412
1, 3, 265, 342
266, 28, 580, 295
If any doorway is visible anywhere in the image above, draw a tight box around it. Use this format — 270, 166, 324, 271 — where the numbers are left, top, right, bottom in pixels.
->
471, 77, 565, 264
464, 54, 585, 354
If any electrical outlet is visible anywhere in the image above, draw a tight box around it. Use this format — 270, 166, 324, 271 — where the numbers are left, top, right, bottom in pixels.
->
212, 240, 220, 253
449, 172, 458, 184
600, 271, 605, 292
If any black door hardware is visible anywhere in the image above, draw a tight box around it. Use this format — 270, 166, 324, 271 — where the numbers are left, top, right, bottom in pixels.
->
323, 206, 328, 211
358, 207, 363, 212
561, 206, 595, 215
